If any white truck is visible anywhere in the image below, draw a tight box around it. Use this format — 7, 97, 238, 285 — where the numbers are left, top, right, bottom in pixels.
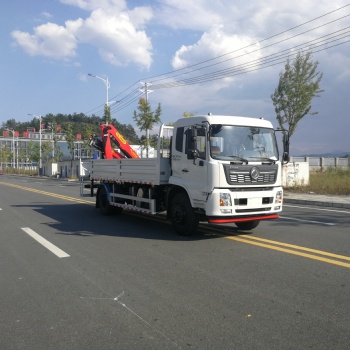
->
89, 114, 288, 235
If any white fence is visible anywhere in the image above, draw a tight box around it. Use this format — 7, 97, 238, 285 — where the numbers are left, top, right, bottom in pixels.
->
290, 157, 350, 171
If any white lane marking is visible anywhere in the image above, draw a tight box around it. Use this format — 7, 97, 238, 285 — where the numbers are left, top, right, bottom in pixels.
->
279, 216, 336, 226
284, 204, 350, 214
21, 227, 70, 258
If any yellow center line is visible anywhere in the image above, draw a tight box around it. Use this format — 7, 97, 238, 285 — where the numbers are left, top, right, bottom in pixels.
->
223, 236, 350, 269
0, 181, 94, 205
240, 235, 350, 261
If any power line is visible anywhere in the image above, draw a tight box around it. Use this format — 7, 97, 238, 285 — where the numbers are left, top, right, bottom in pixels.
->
148, 14, 350, 86
147, 12, 350, 88
143, 4, 350, 82
85, 5, 350, 116
150, 29, 350, 89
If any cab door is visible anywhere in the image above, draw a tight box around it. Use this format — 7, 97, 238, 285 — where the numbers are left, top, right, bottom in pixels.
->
180, 126, 208, 208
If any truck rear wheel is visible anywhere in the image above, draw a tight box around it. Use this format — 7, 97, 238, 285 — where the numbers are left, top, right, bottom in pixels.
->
170, 193, 198, 236
98, 186, 113, 216
235, 220, 260, 230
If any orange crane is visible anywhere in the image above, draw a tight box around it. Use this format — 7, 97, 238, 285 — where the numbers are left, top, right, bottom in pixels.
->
90, 124, 139, 159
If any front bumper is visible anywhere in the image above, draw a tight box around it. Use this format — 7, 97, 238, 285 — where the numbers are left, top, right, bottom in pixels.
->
205, 187, 283, 218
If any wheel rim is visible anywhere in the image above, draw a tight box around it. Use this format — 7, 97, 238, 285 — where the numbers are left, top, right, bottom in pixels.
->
173, 203, 185, 224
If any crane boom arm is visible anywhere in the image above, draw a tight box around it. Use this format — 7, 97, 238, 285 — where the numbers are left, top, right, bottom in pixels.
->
90, 124, 139, 159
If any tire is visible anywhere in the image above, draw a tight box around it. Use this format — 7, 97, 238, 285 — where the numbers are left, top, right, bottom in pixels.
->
98, 186, 113, 216
235, 220, 260, 230
170, 193, 198, 236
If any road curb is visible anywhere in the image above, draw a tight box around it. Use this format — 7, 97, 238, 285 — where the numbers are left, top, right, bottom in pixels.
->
284, 197, 350, 209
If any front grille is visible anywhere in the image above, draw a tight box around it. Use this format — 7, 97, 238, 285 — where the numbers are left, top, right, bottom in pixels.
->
230, 172, 276, 183
223, 164, 278, 185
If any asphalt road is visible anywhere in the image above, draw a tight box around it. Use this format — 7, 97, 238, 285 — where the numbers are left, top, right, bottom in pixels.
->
0, 175, 349, 350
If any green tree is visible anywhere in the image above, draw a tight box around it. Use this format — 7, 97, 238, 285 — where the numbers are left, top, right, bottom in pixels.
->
27, 141, 40, 164
42, 141, 52, 163
183, 112, 194, 118
81, 123, 96, 159
0, 144, 11, 167
271, 51, 323, 153
1, 118, 19, 131
133, 98, 162, 157
104, 104, 112, 125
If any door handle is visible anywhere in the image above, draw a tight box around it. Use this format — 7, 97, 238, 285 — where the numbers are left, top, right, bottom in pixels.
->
182, 169, 189, 172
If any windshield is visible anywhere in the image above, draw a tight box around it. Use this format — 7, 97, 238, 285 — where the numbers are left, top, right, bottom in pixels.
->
209, 124, 279, 161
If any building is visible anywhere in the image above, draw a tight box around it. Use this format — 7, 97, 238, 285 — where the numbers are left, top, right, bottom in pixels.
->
0, 128, 91, 176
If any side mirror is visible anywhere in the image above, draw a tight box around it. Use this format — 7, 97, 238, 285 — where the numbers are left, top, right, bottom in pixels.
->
187, 149, 199, 160
186, 127, 198, 159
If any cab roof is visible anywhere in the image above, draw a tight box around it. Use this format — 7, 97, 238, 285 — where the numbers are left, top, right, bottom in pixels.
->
174, 114, 274, 129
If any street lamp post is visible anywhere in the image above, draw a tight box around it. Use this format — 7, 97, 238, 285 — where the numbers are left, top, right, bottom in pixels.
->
88, 73, 110, 124
5, 129, 15, 168
11, 131, 15, 168
28, 114, 42, 175
48, 122, 55, 159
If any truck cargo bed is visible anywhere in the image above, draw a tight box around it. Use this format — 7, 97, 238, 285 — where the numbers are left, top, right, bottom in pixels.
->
90, 157, 170, 185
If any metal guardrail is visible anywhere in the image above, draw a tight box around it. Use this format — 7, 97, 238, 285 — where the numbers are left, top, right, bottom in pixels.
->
290, 156, 350, 170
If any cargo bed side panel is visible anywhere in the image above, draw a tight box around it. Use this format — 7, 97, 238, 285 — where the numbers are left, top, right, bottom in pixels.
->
91, 158, 170, 185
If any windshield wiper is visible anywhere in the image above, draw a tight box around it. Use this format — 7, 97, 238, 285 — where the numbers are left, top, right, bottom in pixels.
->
223, 155, 249, 164
248, 157, 276, 164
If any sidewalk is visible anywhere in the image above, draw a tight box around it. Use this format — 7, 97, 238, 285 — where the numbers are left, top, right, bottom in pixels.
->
284, 191, 350, 209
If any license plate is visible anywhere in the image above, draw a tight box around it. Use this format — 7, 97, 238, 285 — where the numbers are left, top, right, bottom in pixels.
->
250, 198, 261, 206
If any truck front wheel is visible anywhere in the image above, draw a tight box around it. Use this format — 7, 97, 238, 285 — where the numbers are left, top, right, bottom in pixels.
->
170, 193, 198, 236
235, 220, 260, 230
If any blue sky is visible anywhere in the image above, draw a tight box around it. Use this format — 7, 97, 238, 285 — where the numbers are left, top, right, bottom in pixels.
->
1, 0, 350, 155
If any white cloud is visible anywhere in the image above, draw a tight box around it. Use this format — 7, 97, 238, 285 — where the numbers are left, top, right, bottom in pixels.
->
11, 23, 77, 59
41, 11, 53, 19
60, 0, 126, 12
11, 1, 153, 69
159, 0, 350, 72
171, 25, 260, 71
149, 0, 349, 120
156, 0, 223, 30
128, 6, 153, 28
68, 8, 153, 68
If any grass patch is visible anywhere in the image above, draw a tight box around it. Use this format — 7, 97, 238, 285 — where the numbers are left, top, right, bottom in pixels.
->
286, 167, 350, 195
1, 167, 38, 176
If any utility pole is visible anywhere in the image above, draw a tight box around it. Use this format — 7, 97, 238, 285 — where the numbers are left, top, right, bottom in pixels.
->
16, 138, 19, 169
12, 131, 15, 168
139, 82, 153, 157
139, 81, 153, 102
5, 129, 16, 168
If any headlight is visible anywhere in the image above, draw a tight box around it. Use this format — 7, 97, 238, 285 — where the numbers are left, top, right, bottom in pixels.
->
220, 193, 232, 206
275, 191, 283, 204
